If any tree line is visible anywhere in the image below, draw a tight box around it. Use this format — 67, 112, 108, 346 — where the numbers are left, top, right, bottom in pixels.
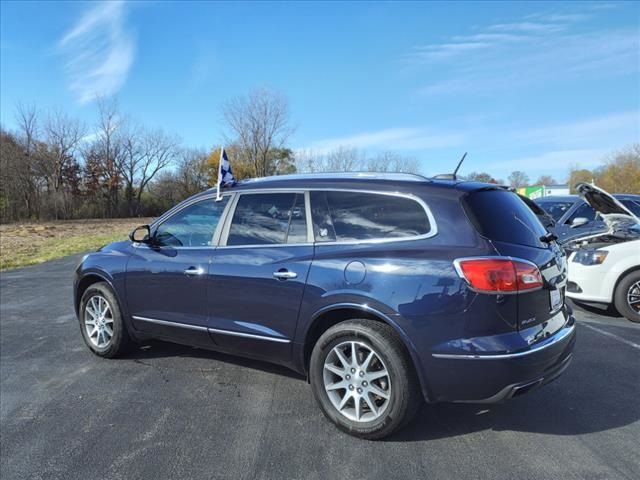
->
1, 87, 637, 223
463, 144, 639, 193
0, 88, 421, 223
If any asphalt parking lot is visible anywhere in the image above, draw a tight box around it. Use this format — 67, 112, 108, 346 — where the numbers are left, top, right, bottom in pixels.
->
1, 255, 639, 480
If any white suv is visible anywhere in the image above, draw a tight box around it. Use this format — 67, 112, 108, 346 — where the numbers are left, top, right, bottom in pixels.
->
565, 183, 640, 323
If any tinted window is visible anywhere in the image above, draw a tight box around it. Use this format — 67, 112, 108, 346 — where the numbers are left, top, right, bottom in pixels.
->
310, 191, 430, 242
155, 197, 229, 247
566, 202, 597, 224
621, 200, 640, 217
536, 201, 574, 221
463, 189, 547, 248
227, 193, 307, 246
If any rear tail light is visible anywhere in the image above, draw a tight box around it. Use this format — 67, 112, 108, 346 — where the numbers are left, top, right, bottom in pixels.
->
454, 257, 543, 293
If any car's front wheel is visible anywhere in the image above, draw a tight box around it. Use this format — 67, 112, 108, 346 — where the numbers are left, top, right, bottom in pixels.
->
614, 271, 640, 323
309, 319, 421, 439
79, 282, 131, 357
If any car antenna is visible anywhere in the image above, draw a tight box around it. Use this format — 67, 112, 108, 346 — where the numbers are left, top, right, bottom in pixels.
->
452, 152, 467, 180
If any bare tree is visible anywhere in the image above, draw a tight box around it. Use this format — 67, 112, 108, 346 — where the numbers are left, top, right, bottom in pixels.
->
221, 88, 293, 177
43, 110, 86, 218
465, 172, 495, 183
296, 147, 420, 174
14, 103, 42, 218
535, 175, 557, 186
120, 127, 178, 215
508, 170, 529, 188
92, 98, 125, 216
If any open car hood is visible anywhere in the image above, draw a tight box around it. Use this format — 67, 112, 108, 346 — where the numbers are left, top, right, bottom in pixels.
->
576, 183, 639, 228
563, 183, 640, 248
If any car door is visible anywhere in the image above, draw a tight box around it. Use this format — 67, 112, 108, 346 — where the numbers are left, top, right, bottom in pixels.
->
126, 195, 232, 346
208, 191, 313, 363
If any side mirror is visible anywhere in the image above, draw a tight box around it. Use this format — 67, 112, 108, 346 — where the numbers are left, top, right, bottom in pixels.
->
570, 217, 589, 228
129, 225, 152, 243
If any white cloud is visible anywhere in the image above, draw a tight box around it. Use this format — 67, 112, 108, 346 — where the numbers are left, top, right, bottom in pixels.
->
305, 127, 464, 154
59, 1, 135, 104
407, 6, 639, 96
487, 21, 567, 33
486, 148, 608, 173
514, 111, 640, 148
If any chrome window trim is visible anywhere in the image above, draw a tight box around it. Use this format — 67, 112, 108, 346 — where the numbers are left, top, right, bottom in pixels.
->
432, 323, 575, 360
142, 187, 438, 250
219, 190, 311, 248
136, 193, 236, 250
217, 187, 437, 247
309, 188, 437, 245
452, 256, 544, 295
132, 315, 209, 332
208, 327, 291, 343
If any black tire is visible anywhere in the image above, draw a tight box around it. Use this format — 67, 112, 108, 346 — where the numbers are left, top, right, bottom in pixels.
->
79, 282, 132, 357
309, 319, 422, 440
614, 271, 640, 324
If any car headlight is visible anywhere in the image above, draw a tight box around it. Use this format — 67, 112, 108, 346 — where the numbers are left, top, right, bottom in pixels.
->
572, 250, 608, 266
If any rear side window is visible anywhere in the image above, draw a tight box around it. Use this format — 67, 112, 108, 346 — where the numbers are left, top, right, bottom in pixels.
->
463, 189, 547, 248
227, 193, 307, 246
310, 191, 430, 242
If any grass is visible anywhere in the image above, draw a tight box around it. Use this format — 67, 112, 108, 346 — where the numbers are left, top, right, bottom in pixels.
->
0, 218, 153, 271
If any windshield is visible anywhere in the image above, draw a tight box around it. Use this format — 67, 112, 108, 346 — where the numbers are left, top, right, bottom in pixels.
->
536, 201, 574, 221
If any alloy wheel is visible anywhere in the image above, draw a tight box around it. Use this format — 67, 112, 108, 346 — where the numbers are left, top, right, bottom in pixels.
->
323, 341, 391, 422
84, 295, 114, 348
627, 281, 640, 313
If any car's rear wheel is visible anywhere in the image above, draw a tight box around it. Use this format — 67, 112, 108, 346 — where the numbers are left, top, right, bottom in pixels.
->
309, 319, 421, 439
79, 282, 131, 357
614, 271, 640, 324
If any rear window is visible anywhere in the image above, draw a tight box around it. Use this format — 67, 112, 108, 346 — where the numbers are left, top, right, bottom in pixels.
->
463, 189, 547, 248
310, 191, 430, 242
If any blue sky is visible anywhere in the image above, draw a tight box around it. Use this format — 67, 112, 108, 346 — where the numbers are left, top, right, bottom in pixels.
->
1, 0, 638, 182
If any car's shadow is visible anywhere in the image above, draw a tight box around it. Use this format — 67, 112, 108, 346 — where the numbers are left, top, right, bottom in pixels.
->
120, 339, 638, 443
121, 339, 306, 381
570, 300, 622, 318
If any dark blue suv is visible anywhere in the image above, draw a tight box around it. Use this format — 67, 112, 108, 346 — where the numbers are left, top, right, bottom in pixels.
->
74, 173, 576, 439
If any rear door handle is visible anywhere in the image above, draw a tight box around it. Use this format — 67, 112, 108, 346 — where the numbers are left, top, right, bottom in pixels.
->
273, 270, 297, 280
184, 267, 205, 276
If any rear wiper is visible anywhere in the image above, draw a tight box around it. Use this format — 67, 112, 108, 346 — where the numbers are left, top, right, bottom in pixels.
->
539, 232, 558, 243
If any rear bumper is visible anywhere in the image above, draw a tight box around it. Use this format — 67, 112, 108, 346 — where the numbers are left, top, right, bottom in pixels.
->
425, 315, 576, 403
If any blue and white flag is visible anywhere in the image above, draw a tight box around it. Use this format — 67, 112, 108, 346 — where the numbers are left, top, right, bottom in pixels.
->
217, 147, 236, 200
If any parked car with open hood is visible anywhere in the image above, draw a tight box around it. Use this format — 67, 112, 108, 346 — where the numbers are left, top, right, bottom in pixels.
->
535, 193, 640, 244
565, 183, 640, 323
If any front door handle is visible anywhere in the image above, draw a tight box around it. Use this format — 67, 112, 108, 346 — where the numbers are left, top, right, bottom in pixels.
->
184, 266, 205, 276
273, 270, 297, 280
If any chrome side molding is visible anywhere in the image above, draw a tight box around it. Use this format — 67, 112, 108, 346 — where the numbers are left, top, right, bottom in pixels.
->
132, 315, 291, 343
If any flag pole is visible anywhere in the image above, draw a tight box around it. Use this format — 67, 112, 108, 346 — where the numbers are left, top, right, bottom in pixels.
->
216, 146, 224, 201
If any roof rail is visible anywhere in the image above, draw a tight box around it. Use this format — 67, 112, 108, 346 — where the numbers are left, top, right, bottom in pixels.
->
241, 172, 431, 183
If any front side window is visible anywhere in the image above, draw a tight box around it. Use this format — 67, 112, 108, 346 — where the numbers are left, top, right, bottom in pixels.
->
227, 193, 308, 246
310, 191, 430, 242
154, 197, 229, 247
